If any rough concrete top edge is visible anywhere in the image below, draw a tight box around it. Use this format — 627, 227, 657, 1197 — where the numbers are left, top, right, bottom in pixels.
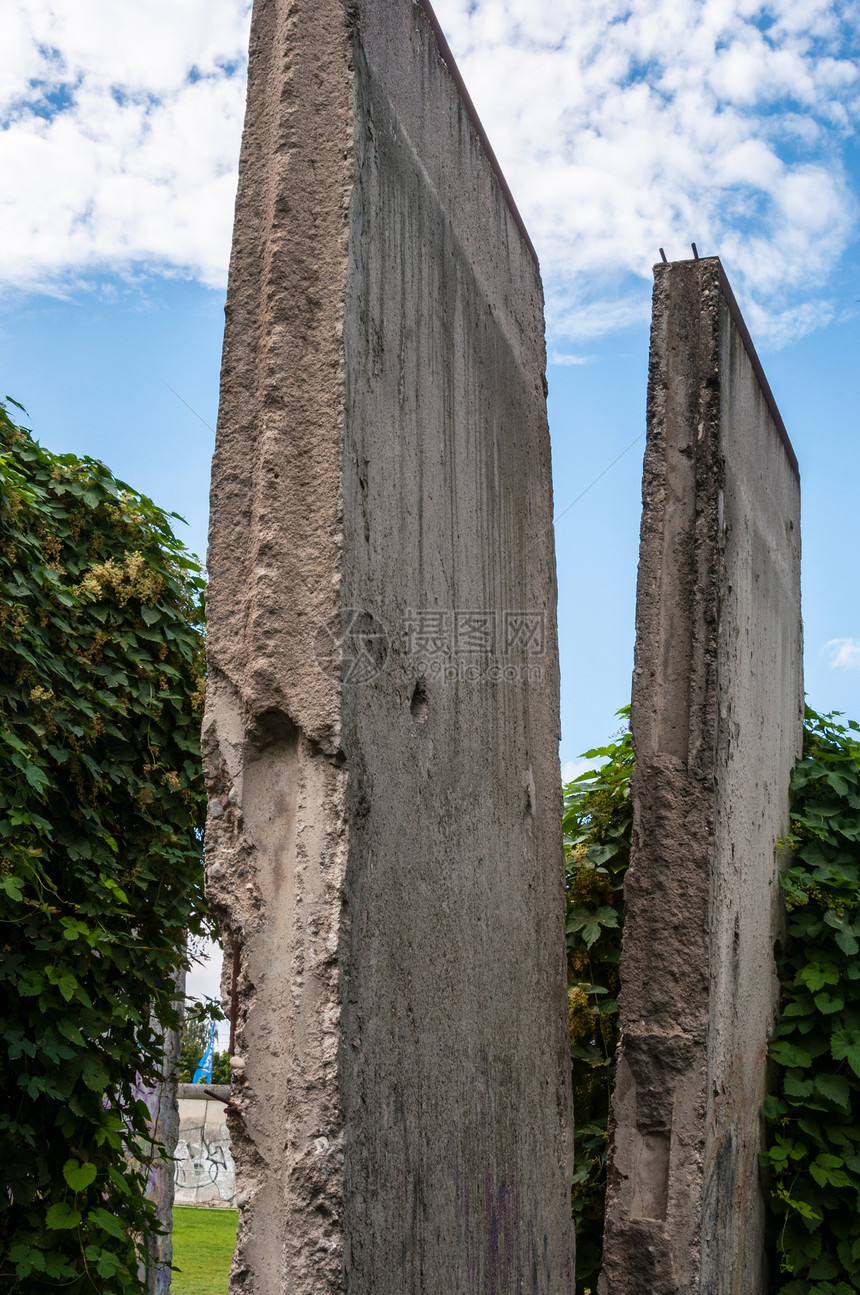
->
653, 255, 799, 479
413, 0, 539, 269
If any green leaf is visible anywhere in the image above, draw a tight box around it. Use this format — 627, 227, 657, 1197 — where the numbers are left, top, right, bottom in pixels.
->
784, 1070, 815, 1099
585, 843, 618, 866
12, 1245, 46, 1276
96, 1249, 125, 1278
0, 874, 24, 901
62, 1158, 97, 1192
831, 1029, 860, 1078
23, 761, 50, 792
107, 1164, 132, 1196
89, 1206, 125, 1240
782, 997, 815, 1017
814, 991, 846, 1015
808, 1251, 842, 1279
770, 1041, 813, 1068
810, 1153, 851, 1187
797, 963, 840, 992
780, 1193, 822, 1222
815, 1072, 852, 1111
45, 1201, 82, 1230
567, 905, 619, 949
762, 1094, 787, 1120
56, 1018, 85, 1047
81, 1055, 109, 1092
835, 928, 860, 955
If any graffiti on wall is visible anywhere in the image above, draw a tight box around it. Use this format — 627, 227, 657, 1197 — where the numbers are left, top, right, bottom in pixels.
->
174, 1096, 236, 1209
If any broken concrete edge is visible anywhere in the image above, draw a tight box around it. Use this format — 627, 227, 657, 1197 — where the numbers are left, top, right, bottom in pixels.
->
203, 1, 355, 1285
600, 256, 802, 1294
650, 255, 798, 476
414, 0, 539, 268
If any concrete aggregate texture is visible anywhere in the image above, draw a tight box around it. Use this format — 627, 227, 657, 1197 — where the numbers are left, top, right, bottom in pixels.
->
202, 0, 575, 1292
599, 257, 803, 1294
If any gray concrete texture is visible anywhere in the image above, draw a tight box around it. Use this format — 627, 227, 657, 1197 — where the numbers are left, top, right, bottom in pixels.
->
202, 0, 575, 1291
599, 257, 803, 1294
142, 971, 183, 1295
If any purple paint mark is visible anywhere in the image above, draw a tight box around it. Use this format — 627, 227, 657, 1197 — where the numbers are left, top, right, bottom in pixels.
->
453, 1135, 556, 1292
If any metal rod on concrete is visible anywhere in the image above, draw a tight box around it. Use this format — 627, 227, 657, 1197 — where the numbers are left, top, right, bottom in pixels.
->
228, 942, 241, 1057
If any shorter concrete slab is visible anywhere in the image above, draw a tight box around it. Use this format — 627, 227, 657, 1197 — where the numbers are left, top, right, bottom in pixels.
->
175, 1088, 236, 1209
600, 257, 802, 1294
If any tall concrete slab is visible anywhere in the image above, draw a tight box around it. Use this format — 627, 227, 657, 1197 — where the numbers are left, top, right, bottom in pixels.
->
202, 2, 575, 1292
599, 257, 802, 1294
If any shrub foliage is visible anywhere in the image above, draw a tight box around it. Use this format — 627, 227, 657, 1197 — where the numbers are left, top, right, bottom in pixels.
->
0, 401, 207, 1290
763, 707, 860, 1295
563, 710, 632, 1293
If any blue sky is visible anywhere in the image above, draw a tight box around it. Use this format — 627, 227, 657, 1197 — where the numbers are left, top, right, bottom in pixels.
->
2, 0, 859, 768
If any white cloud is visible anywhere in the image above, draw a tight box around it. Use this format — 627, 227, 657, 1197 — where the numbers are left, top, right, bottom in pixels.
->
548, 351, 592, 366
433, 0, 860, 344
1, 0, 859, 346
0, 0, 251, 292
562, 757, 602, 782
187, 936, 229, 1048
824, 638, 860, 670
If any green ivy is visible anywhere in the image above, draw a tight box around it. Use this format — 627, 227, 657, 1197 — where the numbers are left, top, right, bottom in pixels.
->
563, 708, 632, 1294
763, 706, 860, 1295
564, 704, 860, 1294
0, 400, 208, 1291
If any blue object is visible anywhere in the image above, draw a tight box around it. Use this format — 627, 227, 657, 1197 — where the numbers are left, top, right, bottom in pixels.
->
192, 1021, 216, 1084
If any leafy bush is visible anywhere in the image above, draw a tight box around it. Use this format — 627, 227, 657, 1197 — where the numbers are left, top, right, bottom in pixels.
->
763, 706, 860, 1294
0, 400, 207, 1290
563, 710, 632, 1293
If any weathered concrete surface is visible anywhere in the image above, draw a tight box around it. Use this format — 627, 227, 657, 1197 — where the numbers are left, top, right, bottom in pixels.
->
141, 970, 184, 1295
599, 257, 802, 1294
202, 1, 574, 1292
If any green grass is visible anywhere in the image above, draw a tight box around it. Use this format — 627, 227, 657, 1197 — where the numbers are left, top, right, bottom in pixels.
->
171, 1206, 238, 1295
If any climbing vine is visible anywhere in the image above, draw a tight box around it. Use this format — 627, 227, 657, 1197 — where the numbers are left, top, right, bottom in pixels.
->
0, 400, 207, 1290
563, 709, 632, 1294
763, 706, 860, 1294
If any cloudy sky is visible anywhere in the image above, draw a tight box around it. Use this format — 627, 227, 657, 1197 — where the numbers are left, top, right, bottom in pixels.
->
3, 0, 859, 343
3, 0, 859, 731
2, 0, 860, 739
3, 0, 859, 1010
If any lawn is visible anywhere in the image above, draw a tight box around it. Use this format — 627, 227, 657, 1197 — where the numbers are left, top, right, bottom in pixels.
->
171, 1206, 238, 1295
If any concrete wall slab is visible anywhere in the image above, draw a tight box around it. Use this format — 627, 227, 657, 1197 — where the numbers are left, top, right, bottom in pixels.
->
599, 257, 803, 1294
202, 2, 575, 1291
175, 1093, 236, 1209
